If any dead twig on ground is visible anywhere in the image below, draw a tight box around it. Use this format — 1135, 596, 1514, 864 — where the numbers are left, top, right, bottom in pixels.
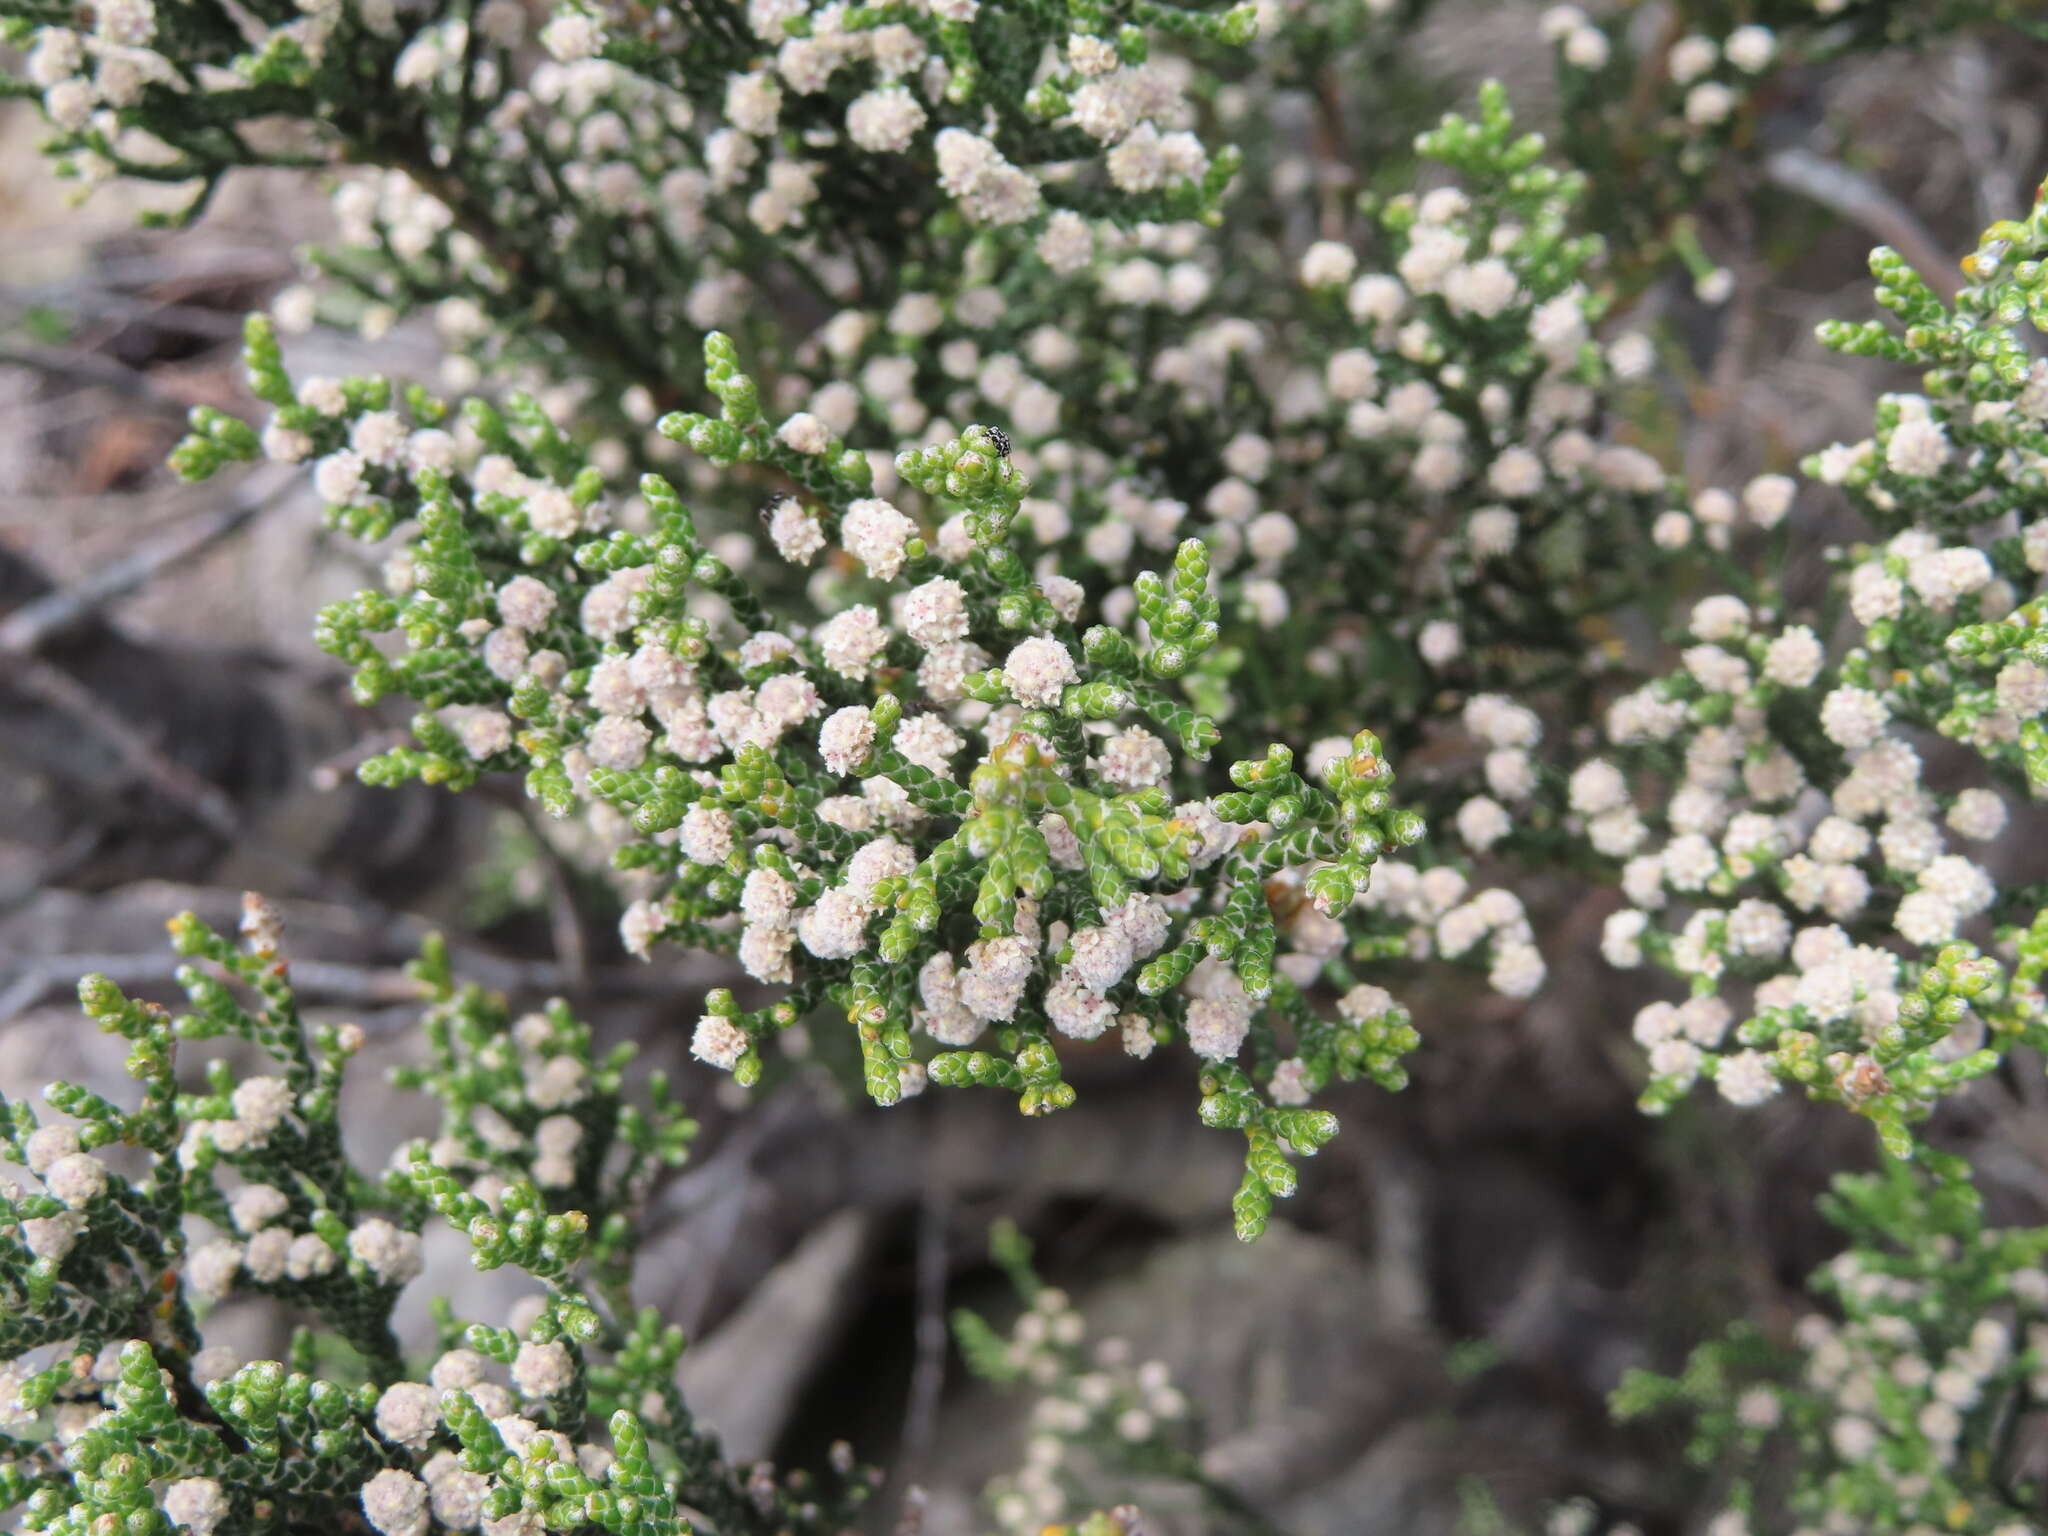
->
0, 468, 298, 658
0, 942, 684, 1023
895, 1177, 953, 1498
0, 287, 252, 342
1939, 45, 2023, 235
11, 655, 246, 840
0, 341, 198, 420
1765, 147, 1960, 299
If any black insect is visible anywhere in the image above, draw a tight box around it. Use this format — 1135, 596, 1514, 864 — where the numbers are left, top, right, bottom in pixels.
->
984, 426, 1011, 459
758, 493, 793, 523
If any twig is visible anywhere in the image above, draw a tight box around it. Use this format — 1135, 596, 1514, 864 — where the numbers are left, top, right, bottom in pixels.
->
472, 780, 595, 987
1363, 1132, 1431, 1335
308, 730, 411, 792
0, 468, 297, 658
519, 800, 591, 989
1307, 67, 1351, 243
895, 1178, 951, 1493
0, 951, 424, 1023
0, 287, 250, 341
674, 1166, 754, 1337
541, 850, 591, 988
653, 1093, 820, 1331
0, 471, 309, 871
0, 246, 290, 286
1189, 1464, 1295, 1536
12, 654, 245, 839
8, 650, 381, 903
0, 943, 685, 1023
656, 1093, 816, 1210
51, 880, 694, 1008
1764, 147, 1960, 299
1942, 45, 2022, 234
0, 340, 196, 418
1690, 187, 1762, 486
0, 485, 221, 527
0, 828, 103, 915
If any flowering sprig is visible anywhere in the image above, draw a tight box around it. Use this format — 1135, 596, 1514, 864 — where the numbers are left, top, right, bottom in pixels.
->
3, 0, 1257, 431
954, 1220, 1241, 1535
1805, 204, 2048, 804
383, 935, 698, 1300
1488, 192, 2048, 1175
1615, 1152, 2048, 1535
1539, 2, 2041, 281
548, 0, 1255, 229
170, 310, 1549, 1237
0, 900, 897, 1536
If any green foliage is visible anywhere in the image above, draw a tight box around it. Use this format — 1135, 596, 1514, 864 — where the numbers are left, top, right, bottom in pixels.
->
13, 0, 2048, 1522
954, 1222, 1236, 1534
0, 902, 876, 1536
1616, 1155, 2048, 1533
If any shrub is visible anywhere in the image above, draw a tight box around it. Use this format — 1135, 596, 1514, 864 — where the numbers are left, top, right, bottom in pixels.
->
7, 0, 2048, 1526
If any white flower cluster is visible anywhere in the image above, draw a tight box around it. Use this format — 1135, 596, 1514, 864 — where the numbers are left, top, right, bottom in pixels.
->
0, 903, 736, 1536
1543, 7, 1775, 134
1631, 1165, 2048, 1536
1561, 575, 2012, 1111
285, 356, 1461, 1157
235, 0, 1240, 384
1539, 237, 2048, 1125
975, 1285, 1192, 1535
357, 1341, 619, 1536
23, 0, 183, 157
